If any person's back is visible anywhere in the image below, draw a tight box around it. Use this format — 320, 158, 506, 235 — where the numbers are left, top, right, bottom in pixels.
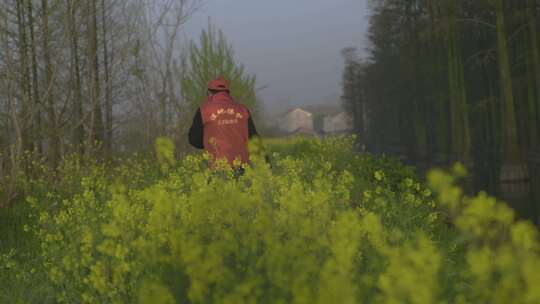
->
188, 77, 260, 169
200, 91, 250, 167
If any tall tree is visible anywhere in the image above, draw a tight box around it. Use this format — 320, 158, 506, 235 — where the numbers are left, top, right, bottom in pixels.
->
494, 0, 519, 164
15, 0, 33, 154
87, 0, 104, 155
341, 47, 365, 138
0, 0, 202, 179
527, 0, 540, 147
446, 2, 471, 162
180, 22, 258, 113
67, 0, 85, 153
101, 0, 113, 156
351, 0, 537, 194
42, 0, 60, 167
27, 0, 42, 154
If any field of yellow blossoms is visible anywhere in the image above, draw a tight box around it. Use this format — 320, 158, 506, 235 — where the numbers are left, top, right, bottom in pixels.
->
1, 137, 539, 303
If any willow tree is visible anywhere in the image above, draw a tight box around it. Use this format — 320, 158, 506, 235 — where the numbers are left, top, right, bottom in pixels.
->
180, 23, 258, 113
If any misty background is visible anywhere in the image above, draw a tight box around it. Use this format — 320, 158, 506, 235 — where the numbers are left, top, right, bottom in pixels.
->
183, 0, 370, 117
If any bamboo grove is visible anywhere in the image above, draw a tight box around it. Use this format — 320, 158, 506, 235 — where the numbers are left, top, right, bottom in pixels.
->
342, 0, 540, 194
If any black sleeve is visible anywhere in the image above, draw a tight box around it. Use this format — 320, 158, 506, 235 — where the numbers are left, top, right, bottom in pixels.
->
188, 109, 204, 149
247, 111, 259, 139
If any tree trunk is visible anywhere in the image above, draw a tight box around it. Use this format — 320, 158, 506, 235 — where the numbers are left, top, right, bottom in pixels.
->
495, 0, 519, 163
456, 37, 471, 162
526, 29, 538, 147
101, 0, 113, 156
446, 6, 471, 163
2, 3, 23, 207
428, 1, 449, 156
448, 29, 462, 159
448, 33, 459, 158
15, 1, 32, 155
528, 0, 540, 146
88, 0, 104, 155
67, 0, 85, 154
42, 0, 59, 168
409, 1, 427, 156
27, 0, 42, 154
355, 86, 365, 144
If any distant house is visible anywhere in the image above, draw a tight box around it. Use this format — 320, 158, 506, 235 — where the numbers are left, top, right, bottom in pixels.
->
277, 108, 315, 136
275, 105, 355, 137
322, 111, 354, 135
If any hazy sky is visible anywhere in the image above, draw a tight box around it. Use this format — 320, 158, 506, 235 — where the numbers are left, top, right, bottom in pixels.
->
183, 0, 370, 114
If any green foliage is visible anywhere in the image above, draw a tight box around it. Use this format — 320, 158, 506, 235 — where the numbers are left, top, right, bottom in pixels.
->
1, 137, 539, 303
428, 165, 540, 303
155, 137, 176, 172
180, 22, 258, 113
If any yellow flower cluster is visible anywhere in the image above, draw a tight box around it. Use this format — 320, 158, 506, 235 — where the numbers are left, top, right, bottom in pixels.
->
1, 136, 539, 304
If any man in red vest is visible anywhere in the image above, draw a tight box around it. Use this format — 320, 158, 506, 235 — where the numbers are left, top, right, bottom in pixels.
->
188, 77, 262, 173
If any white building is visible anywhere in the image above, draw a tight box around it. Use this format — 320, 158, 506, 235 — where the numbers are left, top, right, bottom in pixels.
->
277, 108, 315, 135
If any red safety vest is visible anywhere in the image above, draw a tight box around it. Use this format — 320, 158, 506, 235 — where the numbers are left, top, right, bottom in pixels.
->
200, 92, 250, 167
